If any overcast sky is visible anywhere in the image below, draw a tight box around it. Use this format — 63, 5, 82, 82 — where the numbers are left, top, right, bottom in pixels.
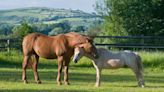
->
0, 0, 96, 13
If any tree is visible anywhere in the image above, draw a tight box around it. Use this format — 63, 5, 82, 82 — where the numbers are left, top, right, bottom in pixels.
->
75, 26, 86, 32
12, 23, 33, 39
96, 0, 164, 36
0, 23, 13, 36
57, 20, 71, 31
48, 27, 63, 35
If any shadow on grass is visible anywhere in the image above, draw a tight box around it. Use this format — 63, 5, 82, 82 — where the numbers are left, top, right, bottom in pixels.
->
0, 58, 58, 69
0, 57, 92, 69
0, 68, 164, 86
0, 89, 89, 92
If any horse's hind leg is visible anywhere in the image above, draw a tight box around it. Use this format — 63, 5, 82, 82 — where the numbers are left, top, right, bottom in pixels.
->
22, 55, 30, 84
32, 55, 41, 84
131, 68, 145, 88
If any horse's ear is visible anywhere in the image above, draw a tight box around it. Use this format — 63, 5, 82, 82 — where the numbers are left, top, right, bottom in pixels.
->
78, 44, 84, 48
86, 36, 94, 43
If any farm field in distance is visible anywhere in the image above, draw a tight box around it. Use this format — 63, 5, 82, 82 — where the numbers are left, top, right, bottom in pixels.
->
0, 50, 164, 92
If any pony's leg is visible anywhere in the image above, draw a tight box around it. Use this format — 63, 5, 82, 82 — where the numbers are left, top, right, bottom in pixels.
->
32, 55, 41, 84
132, 68, 145, 88
63, 59, 70, 85
95, 66, 102, 87
57, 56, 63, 85
22, 55, 30, 84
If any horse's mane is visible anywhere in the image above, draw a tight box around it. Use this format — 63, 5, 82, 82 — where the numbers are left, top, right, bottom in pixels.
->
65, 32, 93, 45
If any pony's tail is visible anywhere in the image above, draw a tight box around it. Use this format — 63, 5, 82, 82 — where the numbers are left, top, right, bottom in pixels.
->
135, 53, 143, 73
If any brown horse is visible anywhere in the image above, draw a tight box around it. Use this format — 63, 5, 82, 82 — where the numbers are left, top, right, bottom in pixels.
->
22, 32, 98, 85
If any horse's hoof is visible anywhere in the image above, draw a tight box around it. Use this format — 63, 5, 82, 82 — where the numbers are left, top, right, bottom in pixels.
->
65, 82, 70, 85
23, 80, 28, 84
57, 82, 62, 86
95, 84, 100, 87
36, 80, 42, 84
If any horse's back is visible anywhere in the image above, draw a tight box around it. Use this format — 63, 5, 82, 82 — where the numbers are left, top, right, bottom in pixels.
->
22, 33, 54, 56
22, 33, 72, 59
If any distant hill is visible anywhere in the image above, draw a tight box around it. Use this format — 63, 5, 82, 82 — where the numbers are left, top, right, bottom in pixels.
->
0, 7, 102, 25
0, 7, 102, 36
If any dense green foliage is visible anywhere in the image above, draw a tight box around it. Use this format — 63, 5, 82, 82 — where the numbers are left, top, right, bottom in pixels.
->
12, 23, 34, 39
96, 0, 164, 36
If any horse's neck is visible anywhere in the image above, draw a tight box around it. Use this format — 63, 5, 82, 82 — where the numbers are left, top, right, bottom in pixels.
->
65, 36, 80, 47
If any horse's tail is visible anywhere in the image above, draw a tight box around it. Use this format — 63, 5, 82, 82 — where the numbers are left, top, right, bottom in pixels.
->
135, 53, 143, 73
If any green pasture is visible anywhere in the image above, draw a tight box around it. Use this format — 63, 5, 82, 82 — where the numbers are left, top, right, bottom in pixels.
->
0, 50, 164, 92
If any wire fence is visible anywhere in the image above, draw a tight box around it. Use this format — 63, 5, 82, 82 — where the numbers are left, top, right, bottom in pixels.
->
1, 36, 164, 52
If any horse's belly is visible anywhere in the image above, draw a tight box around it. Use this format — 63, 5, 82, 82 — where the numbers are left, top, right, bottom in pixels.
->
105, 59, 124, 69
36, 51, 57, 59
41, 55, 57, 59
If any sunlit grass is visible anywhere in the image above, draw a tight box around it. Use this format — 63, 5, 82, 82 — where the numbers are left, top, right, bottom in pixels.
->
0, 50, 164, 91
0, 68, 164, 92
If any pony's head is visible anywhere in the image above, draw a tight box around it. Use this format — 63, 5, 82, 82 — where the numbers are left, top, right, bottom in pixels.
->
73, 42, 98, 63
78, 37, 98, 58
73, 47, 85, 63
66, 32, 99, 61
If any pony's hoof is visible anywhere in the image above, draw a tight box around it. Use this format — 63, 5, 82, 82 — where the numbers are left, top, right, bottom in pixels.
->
36, 80, 42, 84
57, 82, 62, 86
65, 82, 70, 85
141, 85, 145, 88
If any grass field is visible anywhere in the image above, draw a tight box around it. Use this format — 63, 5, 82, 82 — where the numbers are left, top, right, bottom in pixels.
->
0, 50, 164, 92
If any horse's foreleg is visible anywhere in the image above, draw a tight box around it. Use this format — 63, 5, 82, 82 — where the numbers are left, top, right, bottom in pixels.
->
64, 65, 70, 85
32, 55, 41, 84
57, 56, 63, 85
22, 55, 30, 84
63, 59, 70, 85
95, 66, 101, 87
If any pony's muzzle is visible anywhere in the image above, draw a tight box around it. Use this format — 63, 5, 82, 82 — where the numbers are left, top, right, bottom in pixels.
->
73, 54, 79, 63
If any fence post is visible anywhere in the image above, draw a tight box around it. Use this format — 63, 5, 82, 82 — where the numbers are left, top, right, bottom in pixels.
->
7, 39, 10, 52
141, 35, 144, 50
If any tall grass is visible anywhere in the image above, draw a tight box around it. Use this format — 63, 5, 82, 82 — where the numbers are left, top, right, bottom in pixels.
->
0, 50, 163, 70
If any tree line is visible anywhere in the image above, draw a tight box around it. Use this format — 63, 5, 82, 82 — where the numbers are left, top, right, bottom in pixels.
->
0, 21, 88, 39
93, 0, 164, 46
